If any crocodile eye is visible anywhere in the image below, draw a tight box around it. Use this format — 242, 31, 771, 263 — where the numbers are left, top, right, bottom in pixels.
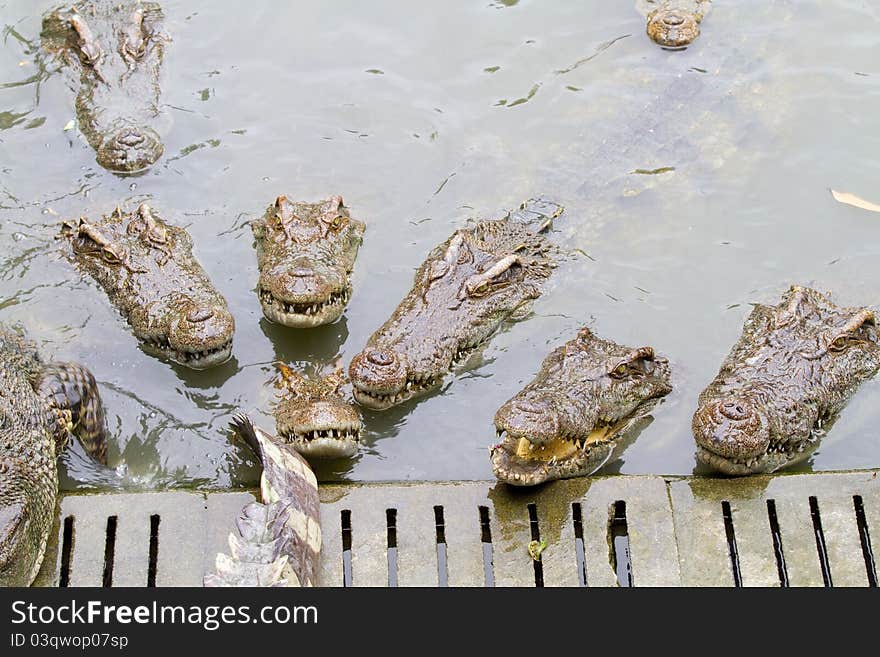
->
330, 215, 346, 230
101, 247, 124, 264
829, 336, 857, 353
610, 363, 629, 379
469, 280, 490, 296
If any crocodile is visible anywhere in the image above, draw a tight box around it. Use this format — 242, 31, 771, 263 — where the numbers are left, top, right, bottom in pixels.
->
349, 198, 563, 410
274, 362, 363, 458
490, 327, 672, 486
693, 286, 880, 475
204, 414, 321, 587
41, 1, 168, 172
59, 203, 235, 369
637, 0, 711, 48
252, 195, 365, 328
0, 324, 107, 587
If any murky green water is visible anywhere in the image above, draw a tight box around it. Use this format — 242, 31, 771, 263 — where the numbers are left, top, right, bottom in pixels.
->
1, 0, 879, 490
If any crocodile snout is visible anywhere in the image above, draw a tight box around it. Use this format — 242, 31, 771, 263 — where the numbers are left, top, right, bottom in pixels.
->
165, 301, 235, 369
349, 348, 408, 395
261, 264, 336, 303
97, 126, 164, 173
693, 396, 770, 459
495, 396, 563, 445
646, 9, 700, 48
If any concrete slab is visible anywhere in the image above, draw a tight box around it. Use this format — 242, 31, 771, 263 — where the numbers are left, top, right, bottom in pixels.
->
30, 469, 880, 588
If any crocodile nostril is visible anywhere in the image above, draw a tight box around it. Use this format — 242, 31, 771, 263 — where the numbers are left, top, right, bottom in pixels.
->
117, 131, 146, 147
186, 308, 215, 323
366, 350, 395, 367
291, 268, 315, 278
720, 400, 752, 421
662, 12, 686, 27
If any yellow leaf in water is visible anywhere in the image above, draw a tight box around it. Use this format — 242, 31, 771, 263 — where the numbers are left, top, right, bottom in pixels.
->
63, 120, 75, 131
830, 189, 880, 213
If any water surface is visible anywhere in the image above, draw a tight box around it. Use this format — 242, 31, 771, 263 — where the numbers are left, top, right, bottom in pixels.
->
1, 0, 879, 490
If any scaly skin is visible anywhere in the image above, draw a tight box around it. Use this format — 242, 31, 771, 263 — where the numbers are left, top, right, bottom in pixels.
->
252, 195, 365, 328
0, 324, 107, 587
349, 198, 563, 410
41, 1, 167, 172
273, 363, 363, 459
60, 203, 235, 369
637, 0, 711, 48
204, 415, 321, 587
694, 286, 880, 475
491, 328, 672, 486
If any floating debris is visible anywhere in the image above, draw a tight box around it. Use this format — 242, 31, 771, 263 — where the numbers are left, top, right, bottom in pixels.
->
830, 189, 880, 213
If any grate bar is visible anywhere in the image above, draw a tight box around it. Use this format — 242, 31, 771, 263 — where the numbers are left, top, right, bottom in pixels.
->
490, 496, 538, 587
723, 498, 779, 587
533, 495, 581, 587
813, 494, 870, 587
110, 513, 150, 587
440, 485, 490, 587
758, 490, 825, 586
396, 496, 440, 587
347, 498, 387, 587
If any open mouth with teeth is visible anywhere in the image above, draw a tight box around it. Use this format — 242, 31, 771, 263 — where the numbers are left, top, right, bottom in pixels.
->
352, 374, 441, 410
278, 423, 362, 458
141, 336, 233, 370
491, 407, 654, 487
695, 437, 818, 476
259, 287, 351, 327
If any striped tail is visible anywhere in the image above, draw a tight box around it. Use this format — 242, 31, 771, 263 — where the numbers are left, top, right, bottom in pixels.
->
38, 362, 108, 464
205, 414, 321, 587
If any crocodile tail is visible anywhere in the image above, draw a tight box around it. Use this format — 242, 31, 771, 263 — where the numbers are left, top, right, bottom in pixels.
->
204, 501, 303, 587
209, 415, 321, 587
38, 362, 108, 465
229, 413, 264, 468
507, 197, 565, 233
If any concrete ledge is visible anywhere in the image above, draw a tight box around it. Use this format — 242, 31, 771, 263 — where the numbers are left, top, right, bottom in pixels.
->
35, 470, 880, 587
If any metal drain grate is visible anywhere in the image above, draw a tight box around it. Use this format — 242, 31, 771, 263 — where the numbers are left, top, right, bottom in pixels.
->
669, 471, 879, 587
33, 471, 879, 587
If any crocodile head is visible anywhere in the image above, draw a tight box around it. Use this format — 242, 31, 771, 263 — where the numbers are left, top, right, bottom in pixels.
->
252, 195, 365, 328
491, 328, 672, 486
42, 2, 167, 172
273, 363, 363, 458
350, 211, 558, 409
646, 2, 704, 48
694, 286, 880, 475
61, 203, 235, 369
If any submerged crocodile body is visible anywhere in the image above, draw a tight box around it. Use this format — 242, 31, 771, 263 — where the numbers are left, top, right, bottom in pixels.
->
204, 415, 321, 587
274, 363, 363, 459
0, 324, 107, 586
60, 203, 235, 369
637, 0, 711, 48
491, 328, 672, 486
694, 286, 880, 475
41, 1, 167, 172
252, 195, 365, 328
349, 198, 563, 410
